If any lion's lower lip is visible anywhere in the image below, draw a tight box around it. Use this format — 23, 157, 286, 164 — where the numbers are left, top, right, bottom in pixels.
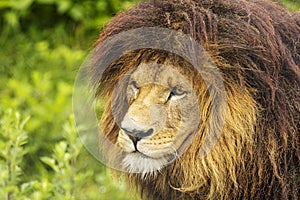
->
130, 150, 177, 162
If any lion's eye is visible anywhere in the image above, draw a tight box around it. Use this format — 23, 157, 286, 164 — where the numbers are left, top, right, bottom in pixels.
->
131, 81, 139, 90
167, 86, 186, 101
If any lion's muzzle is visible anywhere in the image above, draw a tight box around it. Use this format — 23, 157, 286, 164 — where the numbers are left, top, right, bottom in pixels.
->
121, 117, 154, 150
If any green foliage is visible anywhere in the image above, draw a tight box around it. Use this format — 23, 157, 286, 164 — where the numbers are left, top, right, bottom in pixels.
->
38, 116, 85, 199
0, 110, 135, 199
0, 0, 140, 31
279, 0, 300, 11
0, 27, 84, 179
0, 109, 29, 200
0, 0, 142, 198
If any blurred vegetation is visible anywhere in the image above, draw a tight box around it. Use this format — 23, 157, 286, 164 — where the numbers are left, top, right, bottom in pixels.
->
281, 0, 300, 11
0, 0, 298, 199
0, 0, 141, 199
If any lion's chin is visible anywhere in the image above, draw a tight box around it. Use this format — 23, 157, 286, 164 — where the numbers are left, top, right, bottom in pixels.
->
122, 152, 169, 176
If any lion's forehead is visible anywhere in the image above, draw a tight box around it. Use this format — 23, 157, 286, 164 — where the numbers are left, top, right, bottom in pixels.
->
130, 63, 190, 88
138, 85, 170, 104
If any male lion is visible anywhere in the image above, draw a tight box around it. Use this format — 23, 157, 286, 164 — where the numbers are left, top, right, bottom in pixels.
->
90, 0, 300, 199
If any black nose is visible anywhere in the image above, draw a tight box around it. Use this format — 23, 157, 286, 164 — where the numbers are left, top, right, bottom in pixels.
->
121, 128, 154, 149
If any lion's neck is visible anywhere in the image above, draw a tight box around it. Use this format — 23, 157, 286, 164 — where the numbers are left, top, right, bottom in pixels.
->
126, 157, 213, 200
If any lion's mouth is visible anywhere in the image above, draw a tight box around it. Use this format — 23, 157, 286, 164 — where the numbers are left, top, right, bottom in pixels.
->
130, 149, 177, 161
122, 150, 177, 174
123, 141, 179, 162
117, 128, 193, 163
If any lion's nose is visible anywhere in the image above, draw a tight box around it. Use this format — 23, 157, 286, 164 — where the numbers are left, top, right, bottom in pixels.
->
121, 115, 154, 138
121, 127, 153, 151
120, 116, 154, 148
121, 127, 154, 142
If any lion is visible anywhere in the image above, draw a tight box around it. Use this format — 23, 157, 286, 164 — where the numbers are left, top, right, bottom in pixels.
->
90, 0, 300, 199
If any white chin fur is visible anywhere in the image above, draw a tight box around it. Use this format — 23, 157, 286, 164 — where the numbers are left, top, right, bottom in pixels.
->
122, 153, 167, 176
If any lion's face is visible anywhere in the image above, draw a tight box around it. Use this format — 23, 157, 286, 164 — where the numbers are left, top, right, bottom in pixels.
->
116, 63, 199, 173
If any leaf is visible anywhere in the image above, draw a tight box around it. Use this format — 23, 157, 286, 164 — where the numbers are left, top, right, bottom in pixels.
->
54, 141, 68, 161
20, 181, 37, 193
40, 157, 59, 172
10, 0, 33, 11
57, 0, 72, 14
4, 11, 19, 28
20, 116, 30, 130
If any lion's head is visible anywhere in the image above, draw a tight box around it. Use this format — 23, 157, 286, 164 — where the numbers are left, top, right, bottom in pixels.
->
90, 0, 300, 199
116, 62, 199, 173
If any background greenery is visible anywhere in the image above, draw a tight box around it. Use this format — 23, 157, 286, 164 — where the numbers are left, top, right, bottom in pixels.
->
0, 0, 299, 199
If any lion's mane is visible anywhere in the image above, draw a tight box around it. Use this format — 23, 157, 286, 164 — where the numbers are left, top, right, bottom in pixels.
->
92, 0, 300, 199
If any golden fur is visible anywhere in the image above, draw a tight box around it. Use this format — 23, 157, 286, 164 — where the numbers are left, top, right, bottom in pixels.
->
117, 61, 201, 173
91, 0, 300, 199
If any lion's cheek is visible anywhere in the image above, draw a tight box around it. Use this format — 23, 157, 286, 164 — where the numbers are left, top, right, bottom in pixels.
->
137, 137, 176, 158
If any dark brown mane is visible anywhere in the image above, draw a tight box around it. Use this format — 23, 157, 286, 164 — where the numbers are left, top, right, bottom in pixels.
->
93, 0, 300, 199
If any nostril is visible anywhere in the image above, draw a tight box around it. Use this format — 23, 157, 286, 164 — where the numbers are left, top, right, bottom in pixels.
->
142, 128, 153, 138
